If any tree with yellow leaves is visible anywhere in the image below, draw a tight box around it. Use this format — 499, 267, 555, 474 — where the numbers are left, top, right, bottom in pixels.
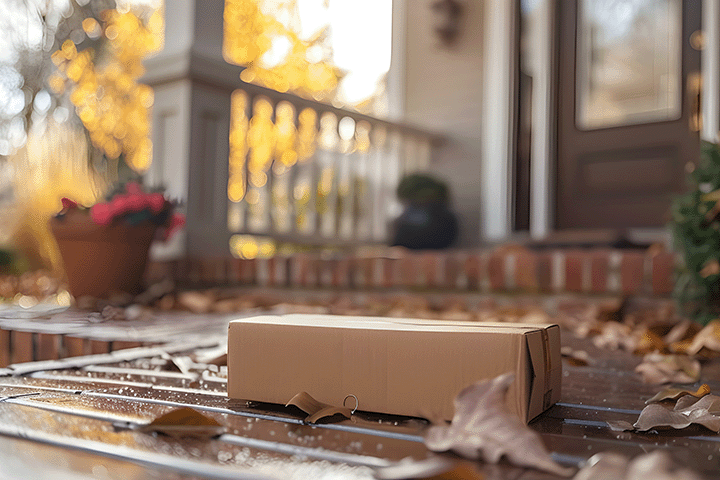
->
223, 0, 341, 101
51, 3, 163, 173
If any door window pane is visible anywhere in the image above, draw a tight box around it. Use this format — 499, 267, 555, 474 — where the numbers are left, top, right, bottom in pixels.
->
576, 0, 681, 129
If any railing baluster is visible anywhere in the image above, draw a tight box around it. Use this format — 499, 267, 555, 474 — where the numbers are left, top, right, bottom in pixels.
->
224, 81, 441, 249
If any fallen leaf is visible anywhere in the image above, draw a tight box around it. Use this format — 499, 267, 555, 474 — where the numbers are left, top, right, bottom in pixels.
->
561, 346, 592, 367
634, 353, 700, 384
286, 391, 353, 423
424, 373, 574, 477
634, 394, 720, 432
633, 404, 693, 431
592, 321, 636, 351
573, 451, 702, 480
645, 384, 710, 404
685, 320, 720, 356
606, 420, 635, 432
633, 328, 667, 355
664, 320, 701, 345
138, 407, 225, 439
176, 291, 214, 313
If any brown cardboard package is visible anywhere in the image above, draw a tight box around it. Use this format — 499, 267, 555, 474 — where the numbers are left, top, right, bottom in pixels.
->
227, 314, 561, 423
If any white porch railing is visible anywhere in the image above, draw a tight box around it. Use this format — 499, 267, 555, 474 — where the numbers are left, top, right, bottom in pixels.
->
144, 46, 443, 258
225, 81, 442, 250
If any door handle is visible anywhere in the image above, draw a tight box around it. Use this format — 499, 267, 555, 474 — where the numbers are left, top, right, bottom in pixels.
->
688, 72, 702, 133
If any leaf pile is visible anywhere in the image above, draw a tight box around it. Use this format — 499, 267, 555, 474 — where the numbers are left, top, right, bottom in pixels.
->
634, 353, 701, 385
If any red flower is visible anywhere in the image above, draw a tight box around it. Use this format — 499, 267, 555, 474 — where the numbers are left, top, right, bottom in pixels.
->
61, 197, 78, 210
162, 212, 186, 241
110, 194, 131, 216
125, 182, 142, 196
127, 193, 147, 212
147, 193, 165, 213
90, 203, 113, 225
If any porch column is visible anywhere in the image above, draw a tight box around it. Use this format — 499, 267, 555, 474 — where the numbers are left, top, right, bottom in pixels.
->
142, 0, 242, 259
481, 0, 516, 241
703, 0, 720, 142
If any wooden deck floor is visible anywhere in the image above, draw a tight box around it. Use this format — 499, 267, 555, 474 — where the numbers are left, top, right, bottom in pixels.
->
0, 311, 718, 479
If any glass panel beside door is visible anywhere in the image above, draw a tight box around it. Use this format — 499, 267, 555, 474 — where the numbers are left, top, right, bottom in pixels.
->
576, 0, 682, 129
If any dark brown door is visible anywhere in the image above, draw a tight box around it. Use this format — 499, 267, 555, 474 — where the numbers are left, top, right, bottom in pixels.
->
556, 0, 702, 230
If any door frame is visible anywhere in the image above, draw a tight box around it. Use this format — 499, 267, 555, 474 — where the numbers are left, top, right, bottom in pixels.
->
482, 0, 720, 242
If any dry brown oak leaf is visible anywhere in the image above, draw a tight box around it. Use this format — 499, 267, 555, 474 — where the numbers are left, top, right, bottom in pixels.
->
424, 373, 574, 477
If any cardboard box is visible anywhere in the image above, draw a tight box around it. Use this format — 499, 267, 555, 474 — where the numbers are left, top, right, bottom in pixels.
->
227, 315, 561, 423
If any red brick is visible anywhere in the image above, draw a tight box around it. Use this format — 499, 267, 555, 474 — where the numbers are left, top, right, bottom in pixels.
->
36, 333, 60, 361
201, 258, 227, 285
564, 251, 585, 292
276, 257, 290, 287
64, 336, 89, 358
590, 250, 610, 293
317, 258, 333, 287
514, 250, 538, 291
0, 328, 10, 367
464, 254, 481, 290
422, 253, 438, 288
380, 257, 397, 289
487, 251, 505, 291
333, 256, 351, 288
112, 341, 143, 351
621, 251, 646, 294
144, 260, 173, 284
652, 251, 675, 295
536, 252, 554, 292
444, 254, 460, 289
173, 258, 191, 283
399, 254, 417, 288
245, 258, 258, 284
12, 331, 34, 364
90, 339, 111, 355
265, 258, 277, 286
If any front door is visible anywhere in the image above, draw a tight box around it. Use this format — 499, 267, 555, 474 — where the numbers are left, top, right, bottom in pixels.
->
556, 0, 702, 230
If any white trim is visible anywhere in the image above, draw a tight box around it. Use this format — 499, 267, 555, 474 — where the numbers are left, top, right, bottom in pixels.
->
703, 0, 720, 143
481, 0, 516, 241
388, 0, 406, 122
529, 0, 556, 239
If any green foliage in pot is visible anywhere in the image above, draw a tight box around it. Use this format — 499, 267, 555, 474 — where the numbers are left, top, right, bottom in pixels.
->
396, 173, 450, 205
671, 140, 720, 325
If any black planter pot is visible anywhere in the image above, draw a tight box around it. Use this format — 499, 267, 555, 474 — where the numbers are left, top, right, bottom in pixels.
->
391, 202, 458, 250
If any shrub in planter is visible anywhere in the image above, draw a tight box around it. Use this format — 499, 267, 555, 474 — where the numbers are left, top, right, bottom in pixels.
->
671, 141, 720, 325
391, 173, 458, 250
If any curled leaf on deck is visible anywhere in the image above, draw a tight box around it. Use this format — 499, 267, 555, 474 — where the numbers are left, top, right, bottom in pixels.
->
424, 373, 574, 477
634, 394, 720, 432
573, 451, 702, 480
561, 346, 592, 367
606, 420, 635, 432
664, 320, 701, 346
683, 320, 720, 357
634, 353, 700, 385
137, 407, 225, 439
645, 384, 710, 404
592, 321, 637, 351
286, 391, 354, 424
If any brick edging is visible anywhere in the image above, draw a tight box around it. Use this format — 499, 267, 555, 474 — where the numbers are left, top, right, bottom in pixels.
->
146, 247, 679, 297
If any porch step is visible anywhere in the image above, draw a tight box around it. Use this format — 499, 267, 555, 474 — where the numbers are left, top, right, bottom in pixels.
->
147, 246, 676, 297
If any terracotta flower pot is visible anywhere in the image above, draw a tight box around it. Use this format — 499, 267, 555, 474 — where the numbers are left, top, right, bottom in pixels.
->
50, 212, 157, 298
